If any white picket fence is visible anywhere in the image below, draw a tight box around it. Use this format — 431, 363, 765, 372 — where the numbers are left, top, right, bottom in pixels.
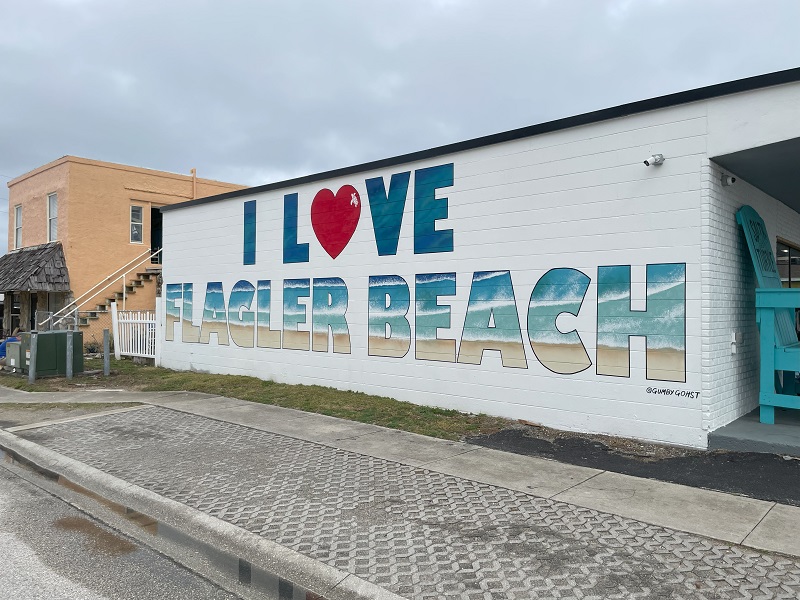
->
111, 303, 157, 359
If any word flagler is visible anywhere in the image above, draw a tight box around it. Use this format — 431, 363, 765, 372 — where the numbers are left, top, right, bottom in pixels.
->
165, 262, 686, 383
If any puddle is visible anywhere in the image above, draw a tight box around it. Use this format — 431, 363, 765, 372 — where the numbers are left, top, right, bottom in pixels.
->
55, 516, 137, 557
1, 446, 326, 599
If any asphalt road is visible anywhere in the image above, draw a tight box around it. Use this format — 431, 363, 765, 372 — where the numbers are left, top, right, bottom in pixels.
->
0, 464, 238, 600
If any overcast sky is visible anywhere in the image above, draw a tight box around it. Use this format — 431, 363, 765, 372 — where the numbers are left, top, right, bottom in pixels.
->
1, 0, 799, 251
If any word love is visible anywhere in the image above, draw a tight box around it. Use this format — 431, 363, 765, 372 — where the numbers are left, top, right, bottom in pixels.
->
276, 163, 455, 263
165, 263, 687, 382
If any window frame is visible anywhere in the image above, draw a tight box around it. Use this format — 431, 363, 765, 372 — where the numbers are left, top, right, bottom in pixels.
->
10, 293, 20, 333
47, 192, 58, 241
777, 238, 800, 288
130, 205, 144, 244
13, 204, 22, 249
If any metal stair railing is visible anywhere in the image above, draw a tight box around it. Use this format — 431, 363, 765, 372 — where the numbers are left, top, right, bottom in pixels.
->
114, 248, 163, 311
40, 248, 162, 331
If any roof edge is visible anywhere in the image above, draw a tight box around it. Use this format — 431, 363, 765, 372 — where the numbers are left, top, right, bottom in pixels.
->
9, 155, 245, 189
158, 65, 797, 212
6, 241, 63, 254
7, 156, 71, 187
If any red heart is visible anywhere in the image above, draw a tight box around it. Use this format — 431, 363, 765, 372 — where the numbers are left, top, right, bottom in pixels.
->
311, 185, 361, 259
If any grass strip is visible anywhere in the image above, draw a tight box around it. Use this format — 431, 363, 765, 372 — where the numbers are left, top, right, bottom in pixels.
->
0, 359, 511, 441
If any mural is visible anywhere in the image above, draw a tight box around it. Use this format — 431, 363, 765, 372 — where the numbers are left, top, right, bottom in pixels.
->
310, 186, 361, 259
415, 273, 457, 362
280, 164, 455, 263
182, 283, 200, 343
311, 277, 351, 353
283, 193, 309, 264
368, 275, 411, 358
165, 283, 180, 341
228, 280, 255, 348
166, 162, 689, 383
200, 282, 229, 345
528, 268, 592, 375
365, 173, 410, 256
243, 200, 256, 266
256, 280, 281, 349
596, 264, 686, 382
457, 271, 527, 369
283, 279, 310, 350
413, 164, 454, 255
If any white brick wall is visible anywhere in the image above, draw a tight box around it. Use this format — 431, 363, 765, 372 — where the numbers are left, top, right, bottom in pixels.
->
701, 161, 800, 432
158, 80, 800, 449
161, 102, 709, 448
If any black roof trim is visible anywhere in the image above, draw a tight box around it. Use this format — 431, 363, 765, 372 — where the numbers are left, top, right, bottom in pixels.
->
162, 66, 800, 212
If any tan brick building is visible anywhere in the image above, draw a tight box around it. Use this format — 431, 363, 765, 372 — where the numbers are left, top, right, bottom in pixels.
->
1, 156, 244, 344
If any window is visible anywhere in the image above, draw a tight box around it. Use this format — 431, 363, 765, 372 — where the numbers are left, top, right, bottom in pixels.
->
48, 292, 64, 313
10, 293, 20, 333
130, 206, 143, 243
47, 193, 58, 241
777, 240, 800, 288
14, 205, 21, 249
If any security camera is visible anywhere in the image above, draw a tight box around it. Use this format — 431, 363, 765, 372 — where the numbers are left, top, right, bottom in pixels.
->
721, 174, 737, 187
643, 154, 665, 166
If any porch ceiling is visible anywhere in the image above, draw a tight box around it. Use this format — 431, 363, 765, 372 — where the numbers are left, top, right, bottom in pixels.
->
712, 137, 800, 213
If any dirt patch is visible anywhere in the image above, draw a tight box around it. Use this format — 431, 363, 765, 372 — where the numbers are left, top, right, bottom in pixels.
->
508, 421, 705, 461
468, 423, 800, 507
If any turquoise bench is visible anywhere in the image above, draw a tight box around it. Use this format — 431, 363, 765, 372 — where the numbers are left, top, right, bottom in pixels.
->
737, 205, 800, 424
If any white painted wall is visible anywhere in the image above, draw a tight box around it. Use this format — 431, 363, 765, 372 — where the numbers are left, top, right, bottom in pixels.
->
707, 83, 800, 156
161, 101, 708, 448
701, 161, 800, 432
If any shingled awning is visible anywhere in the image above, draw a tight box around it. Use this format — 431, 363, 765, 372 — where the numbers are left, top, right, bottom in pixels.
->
0, 242, 70, 292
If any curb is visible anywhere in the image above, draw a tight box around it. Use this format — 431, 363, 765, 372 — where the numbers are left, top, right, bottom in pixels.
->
0, 429, 405, 600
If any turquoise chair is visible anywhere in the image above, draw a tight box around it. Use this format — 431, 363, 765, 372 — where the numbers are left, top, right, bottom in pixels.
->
737, 205, 800, 424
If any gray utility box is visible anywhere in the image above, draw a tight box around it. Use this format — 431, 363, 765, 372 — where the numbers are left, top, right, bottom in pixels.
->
5, 341, 23, 370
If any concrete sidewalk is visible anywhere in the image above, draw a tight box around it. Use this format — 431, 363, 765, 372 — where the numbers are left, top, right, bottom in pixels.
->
2, 387, 800, 599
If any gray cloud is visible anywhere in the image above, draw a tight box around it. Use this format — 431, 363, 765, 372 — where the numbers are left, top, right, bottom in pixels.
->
2, 0, 799, 250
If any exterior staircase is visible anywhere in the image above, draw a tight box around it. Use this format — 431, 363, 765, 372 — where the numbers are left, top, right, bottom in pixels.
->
78, 266, 161, 329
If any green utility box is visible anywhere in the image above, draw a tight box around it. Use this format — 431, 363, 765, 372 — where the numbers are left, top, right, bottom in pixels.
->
16, 331, 84, 376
